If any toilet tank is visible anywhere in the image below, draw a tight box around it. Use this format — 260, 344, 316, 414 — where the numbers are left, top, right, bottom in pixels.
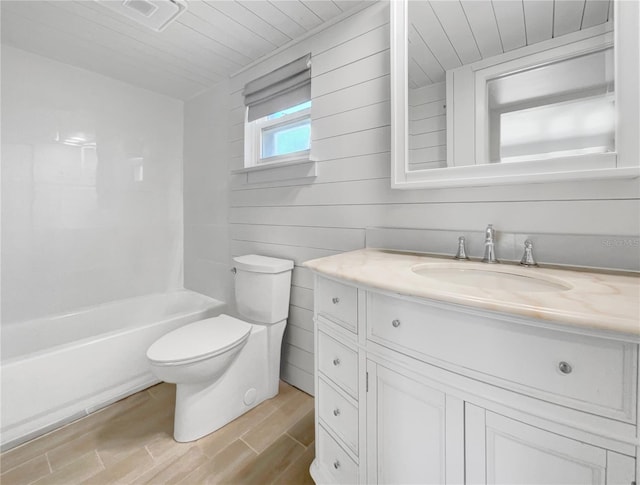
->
233, 255, 294, 324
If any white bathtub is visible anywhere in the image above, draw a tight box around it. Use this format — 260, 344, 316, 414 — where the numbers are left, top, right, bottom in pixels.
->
0, 290, 225, 450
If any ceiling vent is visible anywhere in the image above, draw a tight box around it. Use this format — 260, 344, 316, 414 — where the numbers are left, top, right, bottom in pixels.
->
99, 0, 188, 32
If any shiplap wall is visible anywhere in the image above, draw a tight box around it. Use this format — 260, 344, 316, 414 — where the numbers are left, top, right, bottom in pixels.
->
222, 2, 639, 394
408, 82, 446, 170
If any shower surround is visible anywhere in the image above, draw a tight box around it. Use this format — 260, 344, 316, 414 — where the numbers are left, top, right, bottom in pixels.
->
1, 46, 188, 448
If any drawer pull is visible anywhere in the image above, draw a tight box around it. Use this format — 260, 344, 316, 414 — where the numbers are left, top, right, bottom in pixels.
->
392, 319, 401, 328
558, 361, 573, 374
333, 460, 341, 470
333, 408, 341, 416
333, 358, 341, 366
332, 297, 340, 304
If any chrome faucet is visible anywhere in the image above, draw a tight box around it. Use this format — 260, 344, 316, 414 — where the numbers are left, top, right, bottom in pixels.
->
520, 239, 538, 267
454, 236, 469, 260
482, 224, 498, 263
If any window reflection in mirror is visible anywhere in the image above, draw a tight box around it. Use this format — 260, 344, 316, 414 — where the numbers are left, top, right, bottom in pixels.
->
488, 48, 615, 163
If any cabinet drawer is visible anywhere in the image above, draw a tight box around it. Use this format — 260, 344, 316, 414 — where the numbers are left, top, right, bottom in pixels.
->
368, 292, 637, 422
318, 378, 359, 455
317, 277, 358, 332
318, 331, 358, 398
318, 425, 358, 484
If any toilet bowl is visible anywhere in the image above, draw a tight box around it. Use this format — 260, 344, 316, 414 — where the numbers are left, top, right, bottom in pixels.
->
146, 254, 294, 442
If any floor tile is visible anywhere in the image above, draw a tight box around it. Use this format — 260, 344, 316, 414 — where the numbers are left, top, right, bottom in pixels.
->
96, 412, 173, 469
0, 453, 50, 485
178, 439, 256, 485
131, 446, 206, 485
1, 392, 149, 472
80, 448, 154, 484
225, 434, 305, 484
1, 381, 314, 485
286, 408, 315, 447
196, 399, 278, 458
241, 389, 314, 453
146, 383, 175, 403
31, 452, 103, 485
144, 435, 190, 462
271, 441, 316, 485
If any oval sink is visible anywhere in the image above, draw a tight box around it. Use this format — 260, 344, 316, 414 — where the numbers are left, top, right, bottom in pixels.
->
411, 263, 572, 292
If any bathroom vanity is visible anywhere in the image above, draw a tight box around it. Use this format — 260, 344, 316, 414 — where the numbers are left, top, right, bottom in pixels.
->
304, 249, 640, 484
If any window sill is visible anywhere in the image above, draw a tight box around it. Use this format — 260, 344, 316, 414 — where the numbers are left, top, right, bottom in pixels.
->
231, 157, 318, 184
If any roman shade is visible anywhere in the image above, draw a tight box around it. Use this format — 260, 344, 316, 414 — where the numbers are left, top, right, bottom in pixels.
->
244, 54, 311, 122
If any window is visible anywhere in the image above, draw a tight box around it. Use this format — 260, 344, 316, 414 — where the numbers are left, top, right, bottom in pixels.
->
243, 55, 312, 167
499, 94, 614, 163
253, 101, 311, 162
487, 48, 614, 163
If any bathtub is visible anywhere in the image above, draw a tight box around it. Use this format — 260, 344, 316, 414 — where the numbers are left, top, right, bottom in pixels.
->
0, 289, 225, 450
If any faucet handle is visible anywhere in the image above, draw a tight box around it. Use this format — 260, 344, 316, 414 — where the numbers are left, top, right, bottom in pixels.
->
520, 239, 538, 267
454, 236, 470, 260
485, 224, 495, 241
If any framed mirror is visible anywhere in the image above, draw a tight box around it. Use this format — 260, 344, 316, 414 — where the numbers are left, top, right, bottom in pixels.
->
390, 0, 639, 189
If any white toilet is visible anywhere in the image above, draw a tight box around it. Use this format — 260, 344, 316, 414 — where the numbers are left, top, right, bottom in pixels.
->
146, 254, 294, 442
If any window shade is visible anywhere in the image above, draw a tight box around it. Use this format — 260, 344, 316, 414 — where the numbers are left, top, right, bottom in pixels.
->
244, 54, 311, 122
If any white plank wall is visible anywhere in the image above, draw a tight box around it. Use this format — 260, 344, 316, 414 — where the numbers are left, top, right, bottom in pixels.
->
221, 2, 639, 394
408, 82, 447, 170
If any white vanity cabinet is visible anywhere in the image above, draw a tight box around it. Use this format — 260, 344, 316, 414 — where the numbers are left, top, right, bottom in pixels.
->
365, 360, 464, 484
465, 404, 636, 485
309, 275, 639, 485
312, 277, 363, 484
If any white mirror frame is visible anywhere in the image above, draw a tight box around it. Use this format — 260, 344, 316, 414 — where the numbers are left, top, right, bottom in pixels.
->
390, 0, 640, 189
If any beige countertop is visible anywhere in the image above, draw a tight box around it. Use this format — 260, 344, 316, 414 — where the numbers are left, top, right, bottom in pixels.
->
304, 248, 640, 337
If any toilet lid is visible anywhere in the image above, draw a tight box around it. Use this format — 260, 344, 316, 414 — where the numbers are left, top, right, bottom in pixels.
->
147, 315, 252, 365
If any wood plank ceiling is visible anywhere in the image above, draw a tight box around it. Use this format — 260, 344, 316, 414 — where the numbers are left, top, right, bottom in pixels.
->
1, 1, 615, 98
0, 0, 372, 100
408, 0, 613, 89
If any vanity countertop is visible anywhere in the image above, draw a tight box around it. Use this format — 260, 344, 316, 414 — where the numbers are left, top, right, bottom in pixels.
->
304, 248, 640, 337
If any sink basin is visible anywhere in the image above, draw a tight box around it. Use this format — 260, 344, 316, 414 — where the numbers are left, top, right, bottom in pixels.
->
411, 263, 572, 292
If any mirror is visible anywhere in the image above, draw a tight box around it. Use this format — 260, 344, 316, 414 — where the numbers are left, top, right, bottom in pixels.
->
391, 0, 639, 188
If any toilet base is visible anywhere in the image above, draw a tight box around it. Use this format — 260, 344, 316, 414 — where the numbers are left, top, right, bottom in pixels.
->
172, 323, 280, 442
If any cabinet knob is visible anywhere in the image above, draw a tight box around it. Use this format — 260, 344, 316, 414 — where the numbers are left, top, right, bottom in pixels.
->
333, 460, 341, 469
332, 297, 340, 304
333, 358, 341, 366
558, 361, 572, 374
333, 408, 341, 416
392, 319, 401, 328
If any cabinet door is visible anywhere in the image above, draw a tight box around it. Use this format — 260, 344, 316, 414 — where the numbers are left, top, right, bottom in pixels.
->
366, 361, 464, 484
465, 404, 634, 485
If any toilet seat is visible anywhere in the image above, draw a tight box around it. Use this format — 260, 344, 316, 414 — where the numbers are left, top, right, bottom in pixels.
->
147, 315, 251, 366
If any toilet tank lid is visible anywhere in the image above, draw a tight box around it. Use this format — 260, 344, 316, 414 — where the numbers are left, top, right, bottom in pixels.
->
233, 254, 294, 274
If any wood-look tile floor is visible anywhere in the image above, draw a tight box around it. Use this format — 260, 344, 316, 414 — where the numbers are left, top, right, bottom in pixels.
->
0, 381, 315, 485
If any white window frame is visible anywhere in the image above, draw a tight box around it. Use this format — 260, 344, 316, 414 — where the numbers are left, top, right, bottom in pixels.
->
244, 105, 311, 168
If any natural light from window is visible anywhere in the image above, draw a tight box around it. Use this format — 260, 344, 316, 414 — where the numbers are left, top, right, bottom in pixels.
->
487, 47, 614, 164
258, 101, 311, 162
500, 95, 615, 163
